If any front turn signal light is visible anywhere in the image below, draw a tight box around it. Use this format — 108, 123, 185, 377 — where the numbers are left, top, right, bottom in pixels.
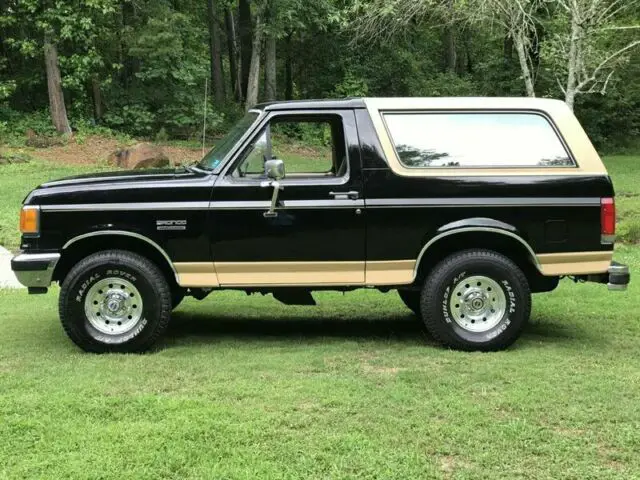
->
20, 206, 40, 234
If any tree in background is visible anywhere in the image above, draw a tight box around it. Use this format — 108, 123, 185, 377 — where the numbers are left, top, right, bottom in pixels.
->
1, 0, 118, 133
545, 0, 640, 110
207, 0, 226, 105
0, 0, 638, 150
349, 0, 544, 97
43, 32, 71, 134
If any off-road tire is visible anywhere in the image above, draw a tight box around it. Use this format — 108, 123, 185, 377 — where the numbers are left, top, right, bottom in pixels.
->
420, 249, 531, 352
59, 249, 172, 353
398, 289, 421, 315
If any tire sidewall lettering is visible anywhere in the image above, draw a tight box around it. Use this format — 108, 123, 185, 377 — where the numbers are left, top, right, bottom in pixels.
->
91, 318, 148, 344
75, 273, 102, 303
502, 279, 517, 314
442, 286, 452, 324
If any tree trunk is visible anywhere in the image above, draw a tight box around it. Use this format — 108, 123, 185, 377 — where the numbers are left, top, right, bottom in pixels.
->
264, 34, 276, 101
463, 29, 473, 74
442, 0, 456, 73
245, 14, 263, 108
91, 76, 103, 122
514, 33, 536, 97
565, 17, 581, 111
44, 34, 71, 134
239, 0, 253, 98
207, 0, 225, 105
225, 8, 241, 102
503, 35, 514, 65
119, 1, 134, 88
285, 32, 293, 100
443, 27, 457, 73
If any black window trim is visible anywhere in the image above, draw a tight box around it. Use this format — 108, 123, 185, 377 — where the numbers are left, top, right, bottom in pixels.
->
379, 108, 578, 170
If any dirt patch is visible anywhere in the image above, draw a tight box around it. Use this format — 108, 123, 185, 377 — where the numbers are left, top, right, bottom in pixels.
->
12, 136, 204, 167
163, 145, 204, 165
439, 455, 457, 474
362, 364, 405, 375
23, 135, 121, 165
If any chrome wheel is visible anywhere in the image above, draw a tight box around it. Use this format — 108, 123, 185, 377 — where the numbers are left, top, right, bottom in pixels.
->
84, 277, 143, 336
449, 275, 506, 333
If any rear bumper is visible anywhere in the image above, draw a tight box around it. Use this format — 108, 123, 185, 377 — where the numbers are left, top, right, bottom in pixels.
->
11, 252, 60, 289
583, 261, 630, 291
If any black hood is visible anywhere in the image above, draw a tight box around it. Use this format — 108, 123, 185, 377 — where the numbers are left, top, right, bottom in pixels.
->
39, 167, 189, 188
25, 166, 213, 206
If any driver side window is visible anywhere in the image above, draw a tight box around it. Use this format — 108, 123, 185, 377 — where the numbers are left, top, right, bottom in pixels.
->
232, 115, 348, 179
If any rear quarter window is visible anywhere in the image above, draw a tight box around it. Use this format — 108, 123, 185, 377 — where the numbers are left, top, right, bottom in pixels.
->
382, 112, 574, 168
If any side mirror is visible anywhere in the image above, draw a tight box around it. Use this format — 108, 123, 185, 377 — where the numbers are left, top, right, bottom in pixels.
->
264, 159, 285, 180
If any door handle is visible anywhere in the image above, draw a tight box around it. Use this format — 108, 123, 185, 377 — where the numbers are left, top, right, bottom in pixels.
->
329, 191, 359, 200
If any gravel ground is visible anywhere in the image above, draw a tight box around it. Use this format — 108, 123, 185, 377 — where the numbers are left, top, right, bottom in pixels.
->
0, 246, 23, 288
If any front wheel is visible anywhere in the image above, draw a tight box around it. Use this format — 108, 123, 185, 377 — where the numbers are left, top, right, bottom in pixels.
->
59, 250, 172, 353
420, 249, 531, 352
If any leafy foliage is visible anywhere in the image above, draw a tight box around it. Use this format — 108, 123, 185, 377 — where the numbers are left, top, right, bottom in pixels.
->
0, 0, 638, 150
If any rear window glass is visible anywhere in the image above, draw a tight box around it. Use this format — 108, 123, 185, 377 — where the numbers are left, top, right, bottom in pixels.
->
383, 112, 574, 168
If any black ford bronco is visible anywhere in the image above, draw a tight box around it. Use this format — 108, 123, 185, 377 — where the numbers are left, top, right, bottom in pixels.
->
12, 97, 630, 353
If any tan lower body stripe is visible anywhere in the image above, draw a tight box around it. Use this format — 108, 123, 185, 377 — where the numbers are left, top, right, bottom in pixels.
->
174, 262, 219, 287
174, 260, 417, 287
537, 251, 612, 276
175, 251, 612, 288
365, 260, 415, 285
215, 261, 365, 286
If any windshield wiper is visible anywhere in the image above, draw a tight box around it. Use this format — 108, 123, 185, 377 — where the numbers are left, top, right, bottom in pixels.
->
182, 162, 208, 173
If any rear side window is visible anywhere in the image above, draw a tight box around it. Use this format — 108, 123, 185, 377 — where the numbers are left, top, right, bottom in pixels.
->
383, 112, 574, 168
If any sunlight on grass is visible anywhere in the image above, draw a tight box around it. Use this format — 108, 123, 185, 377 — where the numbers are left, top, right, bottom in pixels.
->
0, 155, 639, 478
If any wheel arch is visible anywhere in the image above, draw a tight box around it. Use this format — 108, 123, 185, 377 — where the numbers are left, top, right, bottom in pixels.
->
413, 223, 557, 293
54, 231, 178, 285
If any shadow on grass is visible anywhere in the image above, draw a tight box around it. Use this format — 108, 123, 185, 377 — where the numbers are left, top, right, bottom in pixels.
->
163, 311, 597, 349
166, 312, 428, 345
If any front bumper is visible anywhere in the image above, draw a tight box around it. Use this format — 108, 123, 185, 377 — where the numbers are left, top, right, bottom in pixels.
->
583, 261, 630, 291
11, 253, 60, 289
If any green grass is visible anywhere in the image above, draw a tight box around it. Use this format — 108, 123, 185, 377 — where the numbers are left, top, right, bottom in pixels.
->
2, 251, 640, 478
606, 156, 640, 243
1, 155, 640, 478
0, 160, 115, 251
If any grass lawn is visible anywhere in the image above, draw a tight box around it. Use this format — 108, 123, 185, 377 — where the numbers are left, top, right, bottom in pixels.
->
0, 161, 114, 250
0, 155, 639, 478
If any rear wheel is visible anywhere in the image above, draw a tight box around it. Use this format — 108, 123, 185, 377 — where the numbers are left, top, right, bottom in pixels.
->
398, 289, 421, 315
420, 249, 531, 351
59, 250, 172, 353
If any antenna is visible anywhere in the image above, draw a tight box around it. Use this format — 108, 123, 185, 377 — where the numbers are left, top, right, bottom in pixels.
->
202, 77, 208, 157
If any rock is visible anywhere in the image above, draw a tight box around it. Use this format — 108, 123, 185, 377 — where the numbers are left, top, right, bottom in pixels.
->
108, 143, 170, 169
25, 129, 66, 148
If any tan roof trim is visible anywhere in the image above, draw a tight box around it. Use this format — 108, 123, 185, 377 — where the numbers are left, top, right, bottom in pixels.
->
363, 97, 607, 177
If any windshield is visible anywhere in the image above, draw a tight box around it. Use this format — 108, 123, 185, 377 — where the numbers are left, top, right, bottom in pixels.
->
198, 111, 260, 170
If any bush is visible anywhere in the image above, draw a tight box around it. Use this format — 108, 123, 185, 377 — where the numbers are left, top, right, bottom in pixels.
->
103, 104, 156, 137
0, 107, 58, 146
